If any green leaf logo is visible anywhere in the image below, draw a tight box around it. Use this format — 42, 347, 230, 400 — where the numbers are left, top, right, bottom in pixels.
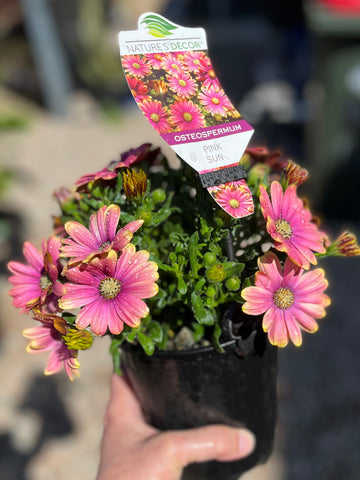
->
141, 14, 178, 38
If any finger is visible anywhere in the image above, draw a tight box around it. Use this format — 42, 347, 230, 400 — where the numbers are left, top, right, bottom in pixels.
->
105, 374, 154, 432
165, 425, 256, 467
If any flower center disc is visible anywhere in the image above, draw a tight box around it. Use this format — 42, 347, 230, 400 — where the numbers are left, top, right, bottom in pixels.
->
172, 64, 179, 70
178, 79, 187, 87
229, 198, 240, 209
211, 97, 220, 105
273, 287, 294, 309
150, 113, 160, 123
40, 274, 52, 291
275, 219, 292, 239
132, 62, 140, 69
99, 277, 121, 299
183, 112, 193, 122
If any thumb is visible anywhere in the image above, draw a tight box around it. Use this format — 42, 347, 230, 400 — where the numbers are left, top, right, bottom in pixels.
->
165, 425, 256, 467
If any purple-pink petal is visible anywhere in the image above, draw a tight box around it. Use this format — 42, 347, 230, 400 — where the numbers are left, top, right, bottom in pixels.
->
59, 284, 99, 309
23, 241, 43, 270
291, 306, 319, 332
268, 308, 288, 347
114, 294, 147, 327
283, 310, 302, 346
270, 181, 283, 218
64, 222, 98, 250
65, 267, 102, 286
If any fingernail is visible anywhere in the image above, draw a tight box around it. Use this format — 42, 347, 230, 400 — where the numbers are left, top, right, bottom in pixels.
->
238, 429, 256, 456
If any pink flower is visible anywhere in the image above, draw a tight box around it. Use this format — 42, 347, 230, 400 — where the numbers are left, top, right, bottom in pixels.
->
242, 251, 330, 347
127, 76, 149, 101
8, 236, 62, 313
169, 100, 205, 131
168, 72, 197, 98
160, 53, 184, 76
208, 180, 254, 218
198, 86, 233, 116
23, 322, 80, 380
259, 181, 326, 269
58, 246, 159, 336
61, 204, 143, 266
53, 187, 81, 208
144, 53, 164, 70
183, 51, 207, 74
75, 164, 118, 191
245, 146, 286, 172
115, 143, 161, 169
195, 59, 220, 90
139, 99, 172, 134
122, 55, 151, 77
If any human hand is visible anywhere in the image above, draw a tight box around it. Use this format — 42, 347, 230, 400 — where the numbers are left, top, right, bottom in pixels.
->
97, 374, 256, 480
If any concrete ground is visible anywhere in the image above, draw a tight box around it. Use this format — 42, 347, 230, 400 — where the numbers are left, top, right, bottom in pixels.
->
0, 87, 283, 480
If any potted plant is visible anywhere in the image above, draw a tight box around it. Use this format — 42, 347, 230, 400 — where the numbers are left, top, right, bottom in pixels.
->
7, 142, 360, 479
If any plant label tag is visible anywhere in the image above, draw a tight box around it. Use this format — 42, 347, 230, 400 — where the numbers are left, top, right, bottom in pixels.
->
118, 12, 255, 218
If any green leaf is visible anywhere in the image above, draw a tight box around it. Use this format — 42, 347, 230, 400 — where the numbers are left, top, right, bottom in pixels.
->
200, 217, 212, 239
157, 261, 176, 273
212, 322, 225, 353
177, 275, 187, 295
241, 277, 252, 289
147, 321, 163, 343
189, 232, 200, 276
61, 312, 76, 324
223, 262, 245, 278
119, 211, 137, 224
127, 328, 137, 343
109, 337, 123, 375
195, 277, 206, 292
191, 291, 214, 325
137, 332, 155, 355
148, 195, 176, 226
169, 252, 177, 265
191, 322, 205, 342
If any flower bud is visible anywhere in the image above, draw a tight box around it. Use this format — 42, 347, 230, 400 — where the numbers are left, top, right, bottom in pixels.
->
206, 286, 217, 297
203, 252, 217, 267
330, 231, 360, 257
225, 276, 241, 291
247, 164, 270, 184
152, 188, 166, 204
122, 169, 147, 199
205, 264, 226, 283
239, 152, 251, 170
284, 160, 308, 187
63, 328, 94, 351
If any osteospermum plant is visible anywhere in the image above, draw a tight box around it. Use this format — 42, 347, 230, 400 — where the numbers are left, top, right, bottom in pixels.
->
8, 143, 360, 380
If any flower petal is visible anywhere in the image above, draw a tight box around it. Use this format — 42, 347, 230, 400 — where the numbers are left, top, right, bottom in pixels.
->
115, 293, 148, 327
267, 308, 288, 347
283, 310, 303, 346
291, 306, 319, 333
257, 251, 283, 287
64, 221, 98, 250
241, 286, 274, 315
23, 241, 43, 270
59, 284, 99, 309
270, 181, 283, 218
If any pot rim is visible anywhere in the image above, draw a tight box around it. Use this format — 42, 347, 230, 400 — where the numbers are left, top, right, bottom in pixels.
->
120, 339, 237, 358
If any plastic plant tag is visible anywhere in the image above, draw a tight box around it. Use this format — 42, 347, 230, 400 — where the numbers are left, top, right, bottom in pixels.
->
118, 12, 255, 218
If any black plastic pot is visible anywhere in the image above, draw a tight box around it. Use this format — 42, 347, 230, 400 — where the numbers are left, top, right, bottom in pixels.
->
120, 322, 277, 480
